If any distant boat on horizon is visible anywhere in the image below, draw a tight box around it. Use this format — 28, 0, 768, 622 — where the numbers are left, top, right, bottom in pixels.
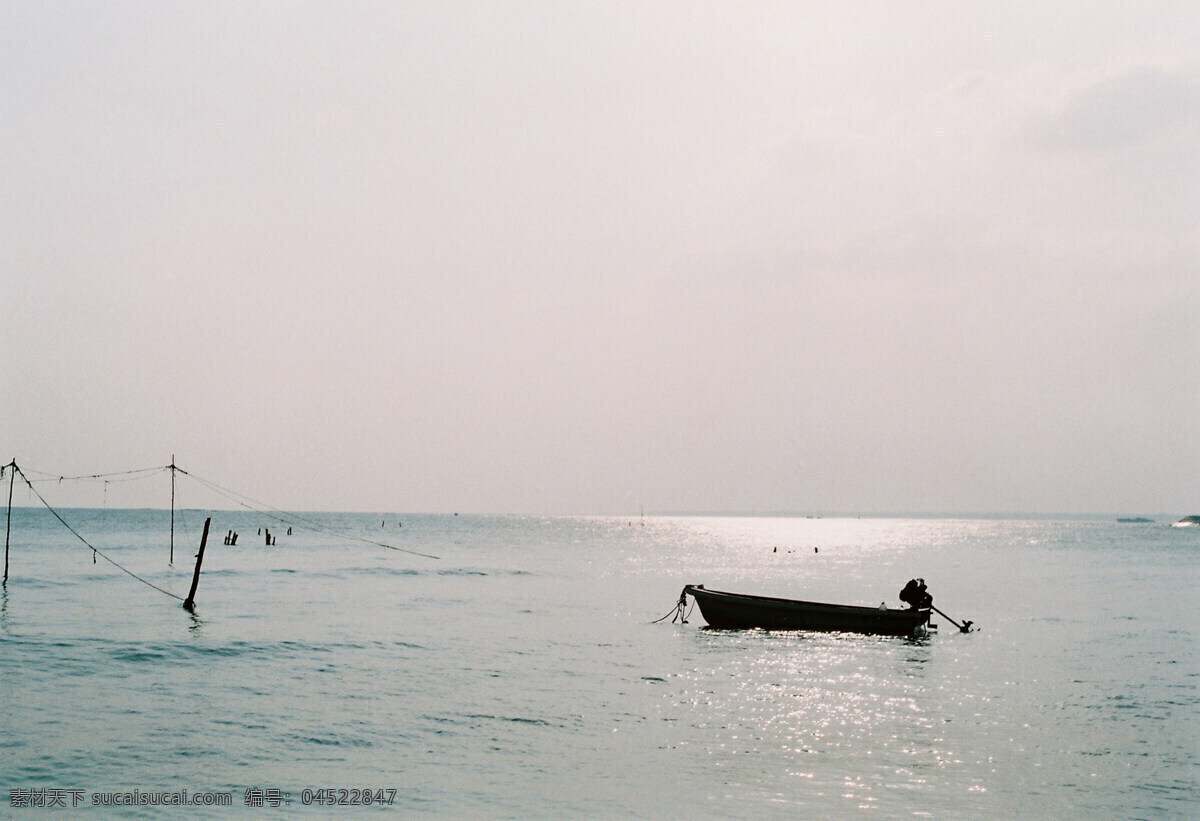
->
1116, 517, 1154, 523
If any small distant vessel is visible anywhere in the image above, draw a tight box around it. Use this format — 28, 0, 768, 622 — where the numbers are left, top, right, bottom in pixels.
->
1172, 516, 1200, 528
679, 585, 933, 637
1117, 517, 1154, 523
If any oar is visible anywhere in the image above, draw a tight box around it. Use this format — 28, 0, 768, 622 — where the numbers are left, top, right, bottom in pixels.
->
931, 605, 974, 633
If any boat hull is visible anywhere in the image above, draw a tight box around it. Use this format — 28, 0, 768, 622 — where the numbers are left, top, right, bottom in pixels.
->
684, 585, 930, 636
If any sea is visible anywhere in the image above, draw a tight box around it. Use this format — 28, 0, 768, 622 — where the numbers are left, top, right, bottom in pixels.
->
0, 508, 1196, 818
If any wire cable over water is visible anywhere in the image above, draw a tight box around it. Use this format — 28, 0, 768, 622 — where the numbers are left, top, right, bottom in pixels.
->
20, 465, 170, 484
12, 465, 185, 602
176, 469, 441, 560
5, 459, 440, 592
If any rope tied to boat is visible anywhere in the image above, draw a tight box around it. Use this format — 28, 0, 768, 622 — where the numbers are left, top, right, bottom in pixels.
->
650, 587, 692, 624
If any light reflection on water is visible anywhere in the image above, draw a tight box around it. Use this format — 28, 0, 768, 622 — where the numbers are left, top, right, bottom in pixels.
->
655, 629, 974, 812
619, 515, 1197, 817
0, 510, 1196, 817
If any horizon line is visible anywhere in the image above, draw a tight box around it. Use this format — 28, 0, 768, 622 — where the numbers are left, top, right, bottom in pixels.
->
4, 505, 1193, 521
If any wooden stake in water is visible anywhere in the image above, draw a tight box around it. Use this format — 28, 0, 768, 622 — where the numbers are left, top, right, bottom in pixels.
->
169, 456, 176, 566
4, 459, 14, 585
183, 516, 210, 611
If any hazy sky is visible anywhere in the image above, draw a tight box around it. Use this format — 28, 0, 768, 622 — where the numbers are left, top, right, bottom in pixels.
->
3, 2, 1197, 514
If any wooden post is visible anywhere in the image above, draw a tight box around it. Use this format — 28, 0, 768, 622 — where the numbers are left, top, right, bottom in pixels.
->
169, 456, 176, 566
183, 516, 210, 611
4, 459, 14, 585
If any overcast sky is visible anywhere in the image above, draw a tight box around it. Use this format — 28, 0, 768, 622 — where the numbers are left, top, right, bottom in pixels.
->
2, 2, 1197, 514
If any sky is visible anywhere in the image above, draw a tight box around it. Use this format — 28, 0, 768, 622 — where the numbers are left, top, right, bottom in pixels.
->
2, 1, 1198, 515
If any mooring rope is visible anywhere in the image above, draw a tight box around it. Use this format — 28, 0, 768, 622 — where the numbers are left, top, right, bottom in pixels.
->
14, 466, 185, 602
649, 606, 678, 624
650, 589, 692, 624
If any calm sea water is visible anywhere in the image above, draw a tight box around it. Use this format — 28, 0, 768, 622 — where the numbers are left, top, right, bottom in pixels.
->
0, 509, 1196, 818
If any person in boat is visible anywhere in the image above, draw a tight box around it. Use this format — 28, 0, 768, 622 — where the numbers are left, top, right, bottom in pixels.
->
899, 578, 932, 610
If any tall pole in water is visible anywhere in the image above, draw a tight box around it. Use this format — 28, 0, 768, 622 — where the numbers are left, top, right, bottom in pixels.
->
4, 459, 14, 585
169, 456, 175, 566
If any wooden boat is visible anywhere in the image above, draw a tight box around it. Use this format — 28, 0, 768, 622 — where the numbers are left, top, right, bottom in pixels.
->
681, 584, 932, 636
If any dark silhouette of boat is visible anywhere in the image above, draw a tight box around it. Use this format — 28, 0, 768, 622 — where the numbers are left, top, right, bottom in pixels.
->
681, 585, 932, 636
